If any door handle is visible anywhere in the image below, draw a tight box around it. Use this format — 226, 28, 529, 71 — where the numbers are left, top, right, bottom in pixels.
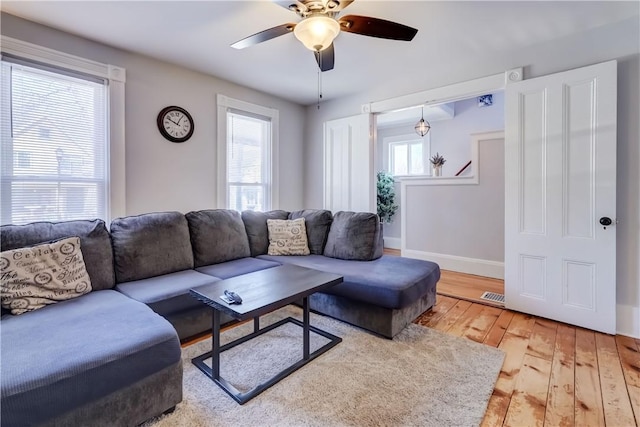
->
599, 217, 613, 229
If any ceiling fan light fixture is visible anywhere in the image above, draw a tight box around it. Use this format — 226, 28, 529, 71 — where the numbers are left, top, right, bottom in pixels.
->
415, 106, 431, 137
293, 15, 340, 51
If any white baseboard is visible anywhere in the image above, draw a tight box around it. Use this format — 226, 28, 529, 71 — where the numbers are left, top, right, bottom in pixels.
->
617, 303, 640, 338
402, 249, 504, 279
383, 237, 401, 250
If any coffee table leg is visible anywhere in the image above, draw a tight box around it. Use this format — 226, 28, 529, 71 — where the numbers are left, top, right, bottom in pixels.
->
303, 296, 310, 359
254, 317, 260, 333
212, 309, 220, 379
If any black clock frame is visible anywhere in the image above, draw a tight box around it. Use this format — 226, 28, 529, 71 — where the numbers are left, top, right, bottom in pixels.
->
157, 106, 194, 143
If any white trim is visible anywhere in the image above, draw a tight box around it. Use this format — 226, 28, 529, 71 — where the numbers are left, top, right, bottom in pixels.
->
216, 94, 279, 210
1, 36, 121, 81
1, 36, 126, 221
402, 249, 505, 279
364, 68, 522, 114
383, 236, 401, 250
616, 304, 640, 338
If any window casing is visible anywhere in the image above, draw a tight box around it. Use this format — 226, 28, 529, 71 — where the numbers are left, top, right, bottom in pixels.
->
217, 95, 279, 212
0, 36, 126, 225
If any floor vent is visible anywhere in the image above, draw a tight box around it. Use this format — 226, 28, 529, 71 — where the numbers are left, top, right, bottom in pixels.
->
480, 292, 505, 304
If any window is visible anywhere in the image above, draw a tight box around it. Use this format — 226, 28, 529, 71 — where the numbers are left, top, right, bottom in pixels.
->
227, 111, 270, 212
217, 95, 279, 212
1, 60, 108, 225
386, 134, 430, 176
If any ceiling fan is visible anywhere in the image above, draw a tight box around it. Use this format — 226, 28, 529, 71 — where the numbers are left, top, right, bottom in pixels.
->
231, 0, 418, 72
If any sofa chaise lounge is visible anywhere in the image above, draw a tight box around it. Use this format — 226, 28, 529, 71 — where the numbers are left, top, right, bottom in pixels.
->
1, 208, 439, 426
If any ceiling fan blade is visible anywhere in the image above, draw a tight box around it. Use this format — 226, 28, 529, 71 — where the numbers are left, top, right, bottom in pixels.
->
338, 15, 418, 41
314, 43, 335, 72
231, 23, 296, 49
274, 0, 355, 14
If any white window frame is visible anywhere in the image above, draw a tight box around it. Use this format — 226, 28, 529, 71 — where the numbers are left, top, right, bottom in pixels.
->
384, 133, 430, 177
216, 94, 279, 210
1, 36, 126, 221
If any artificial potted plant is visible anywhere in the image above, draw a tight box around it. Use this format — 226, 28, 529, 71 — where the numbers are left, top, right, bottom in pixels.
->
430, 152, 446, 177
377, 171, 399, 224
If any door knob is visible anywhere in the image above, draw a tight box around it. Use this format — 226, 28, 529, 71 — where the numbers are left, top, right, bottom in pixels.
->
599, 217, 612, 229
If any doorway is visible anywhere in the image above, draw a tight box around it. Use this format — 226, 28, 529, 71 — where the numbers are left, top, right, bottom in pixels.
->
376, 93, 506, 307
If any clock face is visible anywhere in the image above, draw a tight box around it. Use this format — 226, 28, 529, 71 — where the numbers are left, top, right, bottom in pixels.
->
157, 106, 194, 143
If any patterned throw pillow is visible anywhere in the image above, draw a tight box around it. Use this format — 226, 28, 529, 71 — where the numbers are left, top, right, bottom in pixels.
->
0, 236, 92, 315
267, 218, 311, 256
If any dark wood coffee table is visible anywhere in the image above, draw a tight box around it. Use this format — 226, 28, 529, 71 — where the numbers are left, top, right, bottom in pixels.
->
189, 264, 343, 404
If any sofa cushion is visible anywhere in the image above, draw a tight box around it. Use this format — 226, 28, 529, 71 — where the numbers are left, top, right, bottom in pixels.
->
289, 209, 333, 255
186, 209, 251, 267
1, 237, 92, 315
116, 269, 220, 317
323, 211, 383, 261
196, 257, 281, 279
258, 254, 440, 310
241, 210, 290, 256
110, 212, 194, 283
267, 218, 310, 256
0, 290, 180, 426
0, 219, 114, 291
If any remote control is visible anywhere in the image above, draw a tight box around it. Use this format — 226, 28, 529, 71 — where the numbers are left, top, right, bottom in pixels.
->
224, 290, 243, 304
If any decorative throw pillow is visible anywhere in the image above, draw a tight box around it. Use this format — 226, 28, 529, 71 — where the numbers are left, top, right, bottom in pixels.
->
0, 236, 92, 315
266, 218, 311, 256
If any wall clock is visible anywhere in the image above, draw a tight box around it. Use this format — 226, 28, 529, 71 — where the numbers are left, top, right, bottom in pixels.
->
157, 106, 194, 143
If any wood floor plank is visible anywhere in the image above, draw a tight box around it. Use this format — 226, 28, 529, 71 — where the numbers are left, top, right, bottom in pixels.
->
445, 303, 485, 337
615, 335, 640, 422
462, 305, 503, 343
481, 313, 536, 427
429, 299, 473, 332
414, 294, 459, 328
596, 333, 636, 426
504, 354, 552, 427
544, 324, 575, 427
575, 328, 605, 426
484, 311, 515, 348
526, 318, 558, 361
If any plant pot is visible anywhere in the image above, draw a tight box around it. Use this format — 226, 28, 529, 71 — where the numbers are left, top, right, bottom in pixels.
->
432, 165, 442, 177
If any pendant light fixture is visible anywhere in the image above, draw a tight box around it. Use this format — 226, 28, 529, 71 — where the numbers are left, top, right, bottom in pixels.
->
415, 106, 431, 137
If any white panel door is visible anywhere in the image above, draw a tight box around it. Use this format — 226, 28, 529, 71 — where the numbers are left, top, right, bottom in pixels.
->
323, 114, 375, 213
505, 61, 617, 334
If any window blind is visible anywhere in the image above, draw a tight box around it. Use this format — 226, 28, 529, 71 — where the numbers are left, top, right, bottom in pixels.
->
0, 60, 108, 225
226, 110, 271, 212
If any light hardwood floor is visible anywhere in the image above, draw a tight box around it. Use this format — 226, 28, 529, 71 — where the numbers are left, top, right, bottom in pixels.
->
415, 294, 640, 426
437, 269, 505, 307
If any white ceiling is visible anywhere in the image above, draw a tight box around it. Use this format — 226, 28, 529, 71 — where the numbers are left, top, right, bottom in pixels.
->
2, 1, 638, 106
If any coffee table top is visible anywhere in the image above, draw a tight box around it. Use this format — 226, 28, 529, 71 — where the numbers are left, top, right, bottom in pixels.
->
190, 264, 343, 320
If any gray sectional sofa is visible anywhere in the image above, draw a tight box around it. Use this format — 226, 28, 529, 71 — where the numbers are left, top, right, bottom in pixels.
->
1, 208, 439, 426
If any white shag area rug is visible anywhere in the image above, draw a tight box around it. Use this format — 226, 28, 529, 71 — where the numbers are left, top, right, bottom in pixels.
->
147, 306, 504, 427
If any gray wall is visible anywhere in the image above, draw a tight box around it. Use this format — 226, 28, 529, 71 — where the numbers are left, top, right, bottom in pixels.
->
1, 13, 306, 215
303, 16, 640, 333
405, 138, 504, 261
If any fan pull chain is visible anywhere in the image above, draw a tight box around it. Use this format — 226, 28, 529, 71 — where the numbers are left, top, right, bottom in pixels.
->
317, 50, 323, 109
